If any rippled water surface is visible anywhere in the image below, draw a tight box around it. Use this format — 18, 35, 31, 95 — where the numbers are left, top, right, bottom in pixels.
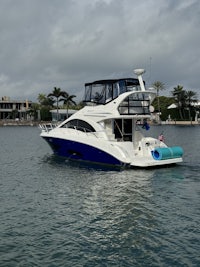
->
0, 126, 200, 266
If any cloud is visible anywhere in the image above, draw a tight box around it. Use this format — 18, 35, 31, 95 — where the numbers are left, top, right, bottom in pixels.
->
0, 0, 199, 102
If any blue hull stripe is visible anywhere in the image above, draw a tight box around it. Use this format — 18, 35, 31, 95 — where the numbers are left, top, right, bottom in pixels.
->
43, 137, 127, 167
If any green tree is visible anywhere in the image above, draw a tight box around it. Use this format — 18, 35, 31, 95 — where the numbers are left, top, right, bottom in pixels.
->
38, 94, 47, 104
37, 94, 54, 121
48, 87, 66, 120
38, 94, 54, 107
172, 85, 186, 120
28, 103, 40, 120
152, 96, 176, 121
60, 92, 77, 118
185, 90, 197, 120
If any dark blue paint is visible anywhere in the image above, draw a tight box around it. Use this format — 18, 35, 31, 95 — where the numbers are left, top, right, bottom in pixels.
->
43, 137, 128, 168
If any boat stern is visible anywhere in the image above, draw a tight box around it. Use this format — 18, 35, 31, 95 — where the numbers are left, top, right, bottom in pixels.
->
129, 137, 184, 168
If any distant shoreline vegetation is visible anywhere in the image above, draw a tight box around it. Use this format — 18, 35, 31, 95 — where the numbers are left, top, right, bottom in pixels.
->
0, 84, 199, 122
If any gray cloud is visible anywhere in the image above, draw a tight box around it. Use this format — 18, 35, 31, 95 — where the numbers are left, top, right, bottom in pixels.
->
0, 0, 199, 102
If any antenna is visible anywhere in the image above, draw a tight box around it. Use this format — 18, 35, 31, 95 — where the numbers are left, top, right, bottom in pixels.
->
149, 56, 152, 84
134, 69, 146, 91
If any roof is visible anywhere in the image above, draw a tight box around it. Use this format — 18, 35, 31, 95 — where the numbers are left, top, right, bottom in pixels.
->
85, 78, 140, 86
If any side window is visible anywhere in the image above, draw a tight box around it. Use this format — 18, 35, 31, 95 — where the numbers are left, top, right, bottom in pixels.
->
113, 83, 119, 99
61, 119, 95, 132
119, 80, 126, 94
105, 84, 113, 102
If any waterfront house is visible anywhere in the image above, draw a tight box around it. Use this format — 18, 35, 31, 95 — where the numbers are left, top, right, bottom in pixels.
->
0, 96, 32, 120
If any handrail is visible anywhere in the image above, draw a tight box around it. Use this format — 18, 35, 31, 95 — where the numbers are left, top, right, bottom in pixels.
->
39, 123, 105, 139
39, 123, 58, 132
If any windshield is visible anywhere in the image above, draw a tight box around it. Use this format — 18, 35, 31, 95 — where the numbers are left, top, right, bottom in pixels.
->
84, 78, 140, 105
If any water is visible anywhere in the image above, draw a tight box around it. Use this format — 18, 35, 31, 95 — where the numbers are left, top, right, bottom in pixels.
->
0, 126, 200, 267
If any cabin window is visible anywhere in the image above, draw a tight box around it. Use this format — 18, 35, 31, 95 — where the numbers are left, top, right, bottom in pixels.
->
114, 119, 132, 141
61, 119, 95, 132
105, 84, 113, 102
92, 84, 106, 103
118, 93, 150, 115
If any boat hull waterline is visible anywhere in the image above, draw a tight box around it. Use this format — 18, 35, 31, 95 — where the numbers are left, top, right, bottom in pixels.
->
42, 136, 129, 169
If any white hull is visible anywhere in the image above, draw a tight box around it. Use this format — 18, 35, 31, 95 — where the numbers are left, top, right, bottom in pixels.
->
40, 69, 183, 169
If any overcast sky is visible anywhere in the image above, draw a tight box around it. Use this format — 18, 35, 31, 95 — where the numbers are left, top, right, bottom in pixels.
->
0, 0, 199, 102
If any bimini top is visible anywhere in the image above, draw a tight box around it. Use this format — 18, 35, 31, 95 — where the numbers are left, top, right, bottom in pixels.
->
84, 78, 144, 105
85, 78, 140, 86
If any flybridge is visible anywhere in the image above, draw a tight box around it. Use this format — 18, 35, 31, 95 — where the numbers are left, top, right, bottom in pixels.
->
84, 69, 148, 105
83, 69, 151, 115
84, 78, 142, 105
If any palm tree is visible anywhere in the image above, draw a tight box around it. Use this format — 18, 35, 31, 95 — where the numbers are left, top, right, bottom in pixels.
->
61, 92, 76, 118
38, 94, 54, 107
152, 81, 165, 123
185, 90, 197, 120
48, 87, 66, 120
172, 85, 186, 120
37, 94, 46, 104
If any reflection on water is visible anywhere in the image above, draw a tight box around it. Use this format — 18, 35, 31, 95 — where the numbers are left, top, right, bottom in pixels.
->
0, 126, 200, 266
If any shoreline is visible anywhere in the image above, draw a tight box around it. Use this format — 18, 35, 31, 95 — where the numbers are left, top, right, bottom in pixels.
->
0, 121, 42, 127
152, 120, 200, 126
0, 120, 199, 127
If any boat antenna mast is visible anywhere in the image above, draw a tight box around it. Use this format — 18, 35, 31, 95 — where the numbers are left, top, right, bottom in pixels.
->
134, 69, 146, 91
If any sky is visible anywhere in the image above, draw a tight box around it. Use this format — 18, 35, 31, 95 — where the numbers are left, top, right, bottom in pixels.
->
0, 0, 199, 103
